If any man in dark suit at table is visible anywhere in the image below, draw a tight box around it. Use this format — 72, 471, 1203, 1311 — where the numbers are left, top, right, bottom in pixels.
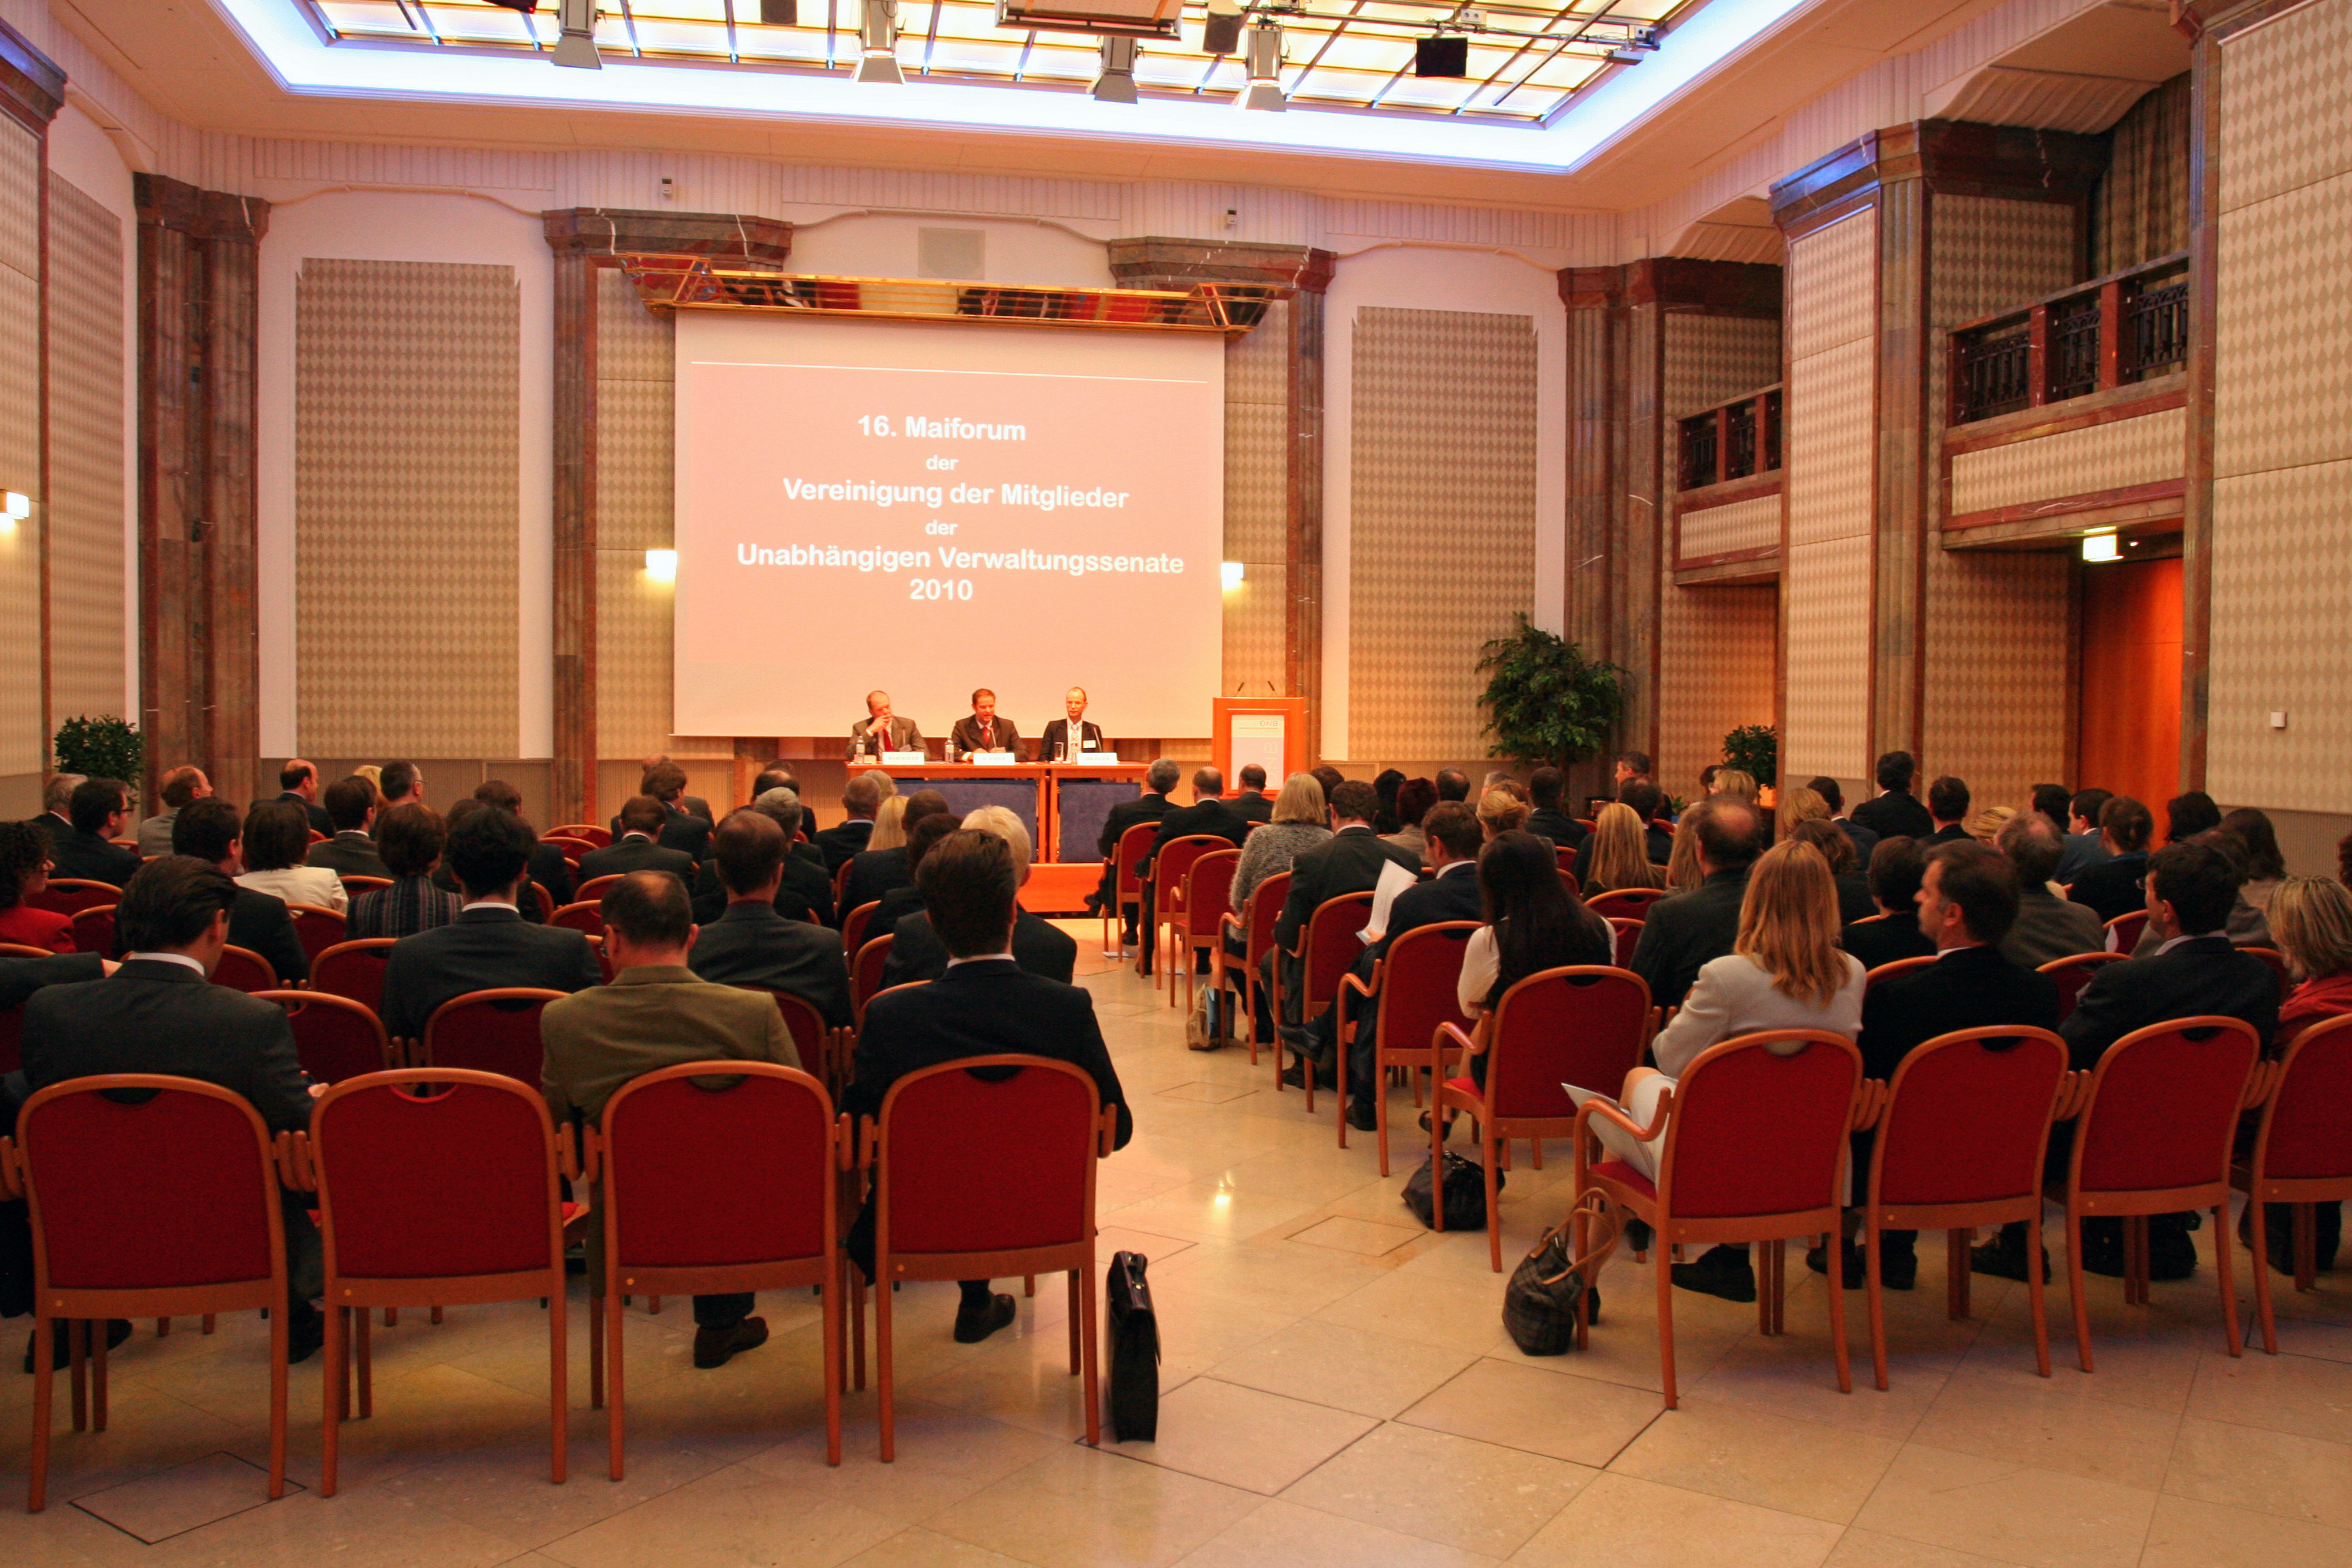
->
841, 791, 951, 917
883, 807, 1076, 987
1039, 687, 1107, 762
1271, 779, 1421, 1083
1135, 767, 1251, 973
579, 796, 700, 886
172, 798, 310, 985
815, 772, 889, 872
1629, 796, 1761, 1013
1850, 751, 1935, 843
50, 778, 140, 887
1229, 764, 1273, 823
380, 806, 603, 1043
843, 829, 1129, 1345
949, 689, 1022, 761
687, 811, 853, 1030
306, 776, 392, 880
847, 691, 924, 762
1089, 757, 1178, 949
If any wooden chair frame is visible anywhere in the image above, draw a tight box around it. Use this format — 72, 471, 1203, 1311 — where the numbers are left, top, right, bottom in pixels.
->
1273, 892, 1375, 1113
1863, 955, 1938, 990
285, 904, 348, 968
1212, 871, 1288, 1067
67, 904, 115, 958
841, 900, 881, 959
255, 990, 398, 1082
576, 875, 624, 905
1162, 846, 1241, 1013
2037, 951, 2126, 1022
852, 936, 896, 1027
3, 1075, 291, 1512
28, 879, 120, 918
2231, 1014, 2352, 1356
419, 987, 569, 1081
1334, 920, 1478, 1173
1147, 834, 1228, 991
311, 938, 397, 1013
549, 900, 604, 935
1584, 887, 1669, 922
211, 945, 278, 994
547, 824, 612, 849
1100, 822, 1158, 961
728, 985, 858, 1098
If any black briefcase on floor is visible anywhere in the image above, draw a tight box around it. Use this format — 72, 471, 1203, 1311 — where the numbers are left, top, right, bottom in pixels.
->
1106, 1250, 1158, 1442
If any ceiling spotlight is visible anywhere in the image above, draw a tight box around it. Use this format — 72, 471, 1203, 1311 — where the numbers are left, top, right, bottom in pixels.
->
1237, 22, 1284, 111
1200, 0, 1244, 56
551, 0, 600, 67
855, 0, 904, 83
1092, 36, 1140, 103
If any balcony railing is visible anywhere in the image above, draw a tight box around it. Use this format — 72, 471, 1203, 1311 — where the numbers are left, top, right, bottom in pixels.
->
1678, 385, 1782, 493
1949, 251, 2190, 424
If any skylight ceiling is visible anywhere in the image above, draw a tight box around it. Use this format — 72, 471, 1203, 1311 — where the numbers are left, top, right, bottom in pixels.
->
303, 0, 1695, 122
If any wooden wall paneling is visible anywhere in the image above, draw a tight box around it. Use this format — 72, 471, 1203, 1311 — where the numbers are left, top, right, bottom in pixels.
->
46, 176, 127, 725
1561, 265, 1625, 794
1874, 176, 1928, 764
2178, 18, 2223, 795
0, 24, 57, 809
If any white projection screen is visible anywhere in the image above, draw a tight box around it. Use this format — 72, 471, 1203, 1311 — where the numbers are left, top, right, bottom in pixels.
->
672, 312, 1225, 739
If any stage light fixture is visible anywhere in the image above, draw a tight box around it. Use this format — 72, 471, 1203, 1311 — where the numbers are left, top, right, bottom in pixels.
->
855, 0, 905, 83
2080, 530, 2119, 562
1220, 560, 1246, 591
1092, 37, 1140, 102
551, 0, 600, 67
644, 549, 678, 583
1200, 0, 1243, 56
760, 0, 798, 20
1237, 22, 1285, 111
1415, 35, 1469, 76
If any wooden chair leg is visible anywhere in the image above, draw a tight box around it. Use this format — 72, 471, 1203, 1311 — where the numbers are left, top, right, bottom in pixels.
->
29, 1316, 52, 1512
2249, 1195, 2278, 1355
1825, 1232, 1851, 1394
876, 1262, 897, 1463
1948, 1228, 1972, 1321
357, 1309, 374, 1419
821, 1260, 844, 1469
430, 1305, 443, 1324
549, 1284, 568, 1484
267, 1295, 288, 1500
850, 1269, 866, 1392
1429, 1094, 1447, 1233
2213, 1203, 2243, 1358
2027, 1209, 2053, 1379
1656, 1248, 1680, 1409
1484, 1126, 1504, 1273
1066, 1270, 1081, 1374
385, 1307, 399, 1328
157, 1317, 169, 1337
69, 1318, 86, 1433
1867, 1218, 1889, 1392
2068, 1209, 2094, 1373
647, 1296, 662, 1315
323, 1305, 346, 1497
1081, 1252, 1102, 1448
1375, 1060, 1392, 1178
589, 1292, 605, 1411
2294, 1203, 2317, 1292
1024, 1274, 1035, 1298
606, 1283, 625, 1481
1757, 1245, 1774, 1337
201, 1313, 215, 1334
91, 1320, 109, 1431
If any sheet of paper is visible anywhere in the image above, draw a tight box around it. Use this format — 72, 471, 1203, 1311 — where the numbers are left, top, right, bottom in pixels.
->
1358, 858, 1419, 945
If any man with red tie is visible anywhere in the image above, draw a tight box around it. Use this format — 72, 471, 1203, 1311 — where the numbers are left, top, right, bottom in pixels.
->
949, 689, 1023, 761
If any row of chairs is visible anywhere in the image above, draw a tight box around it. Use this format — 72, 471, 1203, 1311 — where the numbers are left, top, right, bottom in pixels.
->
0, 1050, 1117, 1510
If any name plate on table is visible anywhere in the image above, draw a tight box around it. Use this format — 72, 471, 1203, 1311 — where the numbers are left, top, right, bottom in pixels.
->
1058, 750, 1120, 764
881, 751, 928, 766
968, 751, 1018, 766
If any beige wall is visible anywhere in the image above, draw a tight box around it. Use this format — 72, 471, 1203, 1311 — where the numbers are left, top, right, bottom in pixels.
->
0, 119, 42, 815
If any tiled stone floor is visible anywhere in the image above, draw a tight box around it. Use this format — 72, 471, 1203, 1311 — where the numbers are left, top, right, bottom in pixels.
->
4, 925, 2349, 1567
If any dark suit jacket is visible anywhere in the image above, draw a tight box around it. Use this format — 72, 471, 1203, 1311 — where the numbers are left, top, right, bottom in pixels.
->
1643, 823, 1676, 866
307, 831, 391, 879
1857, 944, 2062, 1081
2061, 934, 2280, 1071
1273, 826, 1420, 951
1926, 824, 1973, 845
687, 900, 854, 1029
868, 883, 925, 936
278, 791, 336, 837
949, 715, 1023, 758
527, 842, 577, 912
2068, 851, 2149, 925
51, 828, 139, 888
1629, 869, 1750, 1013
1039, 719, 1106, 761
842, 958, 1130, 1149
1834, 817, 1881, 862
380, 907, 603, 1041
1142, 799, 1250, 875
229, 887, 309, 985
1842, 910, 1937, 971
1229, 791, 1272, 823
883, 909, 1077, 990
22, 960, 314, 1134
690, 855, 834, 928
0, 951, 103, 1012
1850, 791, 1934, 843
841, 845, 913, 917
1096, 792, 1171, 860
815, 817, 876, 872
578, 835, 698, 885
1833, 872, 1877, 926
1529, 809, 1588, 853
847, 715, 924, 761
1373, 862, 1484, 958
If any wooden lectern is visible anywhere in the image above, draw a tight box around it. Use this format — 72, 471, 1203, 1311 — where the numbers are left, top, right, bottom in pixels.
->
1212, 697, 1309, 787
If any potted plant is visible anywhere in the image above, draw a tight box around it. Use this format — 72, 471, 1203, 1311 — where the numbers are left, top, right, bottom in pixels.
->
1475, 617, 1627, 773
53, 715, 142, 787
1722, 724, 1778, 789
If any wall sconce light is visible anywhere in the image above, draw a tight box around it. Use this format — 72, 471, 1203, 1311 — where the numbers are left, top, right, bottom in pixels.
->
2080, 530, 2119, 563
1220, 560, 1246, 591
644, 549, 678, 583
0, 492, 27, 532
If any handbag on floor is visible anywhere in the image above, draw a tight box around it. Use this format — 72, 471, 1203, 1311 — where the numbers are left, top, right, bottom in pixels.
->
1402, 1150, 1502, 1231
1105, 1250, 1159, 1442
1186, 985, 1227, 1051
1503, 1192, 1621, 1356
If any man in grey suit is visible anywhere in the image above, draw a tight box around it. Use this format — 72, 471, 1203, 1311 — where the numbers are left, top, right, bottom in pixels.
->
847, 690, 924, 761
1995, 813, 2106, 966
688, 811, 853, 1030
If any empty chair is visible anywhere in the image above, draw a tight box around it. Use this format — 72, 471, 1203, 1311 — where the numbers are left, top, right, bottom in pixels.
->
2233, 1013, 2352, 1354
28, 879, 119, 919
841, 900, 879, 959
339, 876, 393, 904
257, 990, 396, 1083
2240, 947, 2294, 996
312, 938, 396, 1015
2105, 910, 2149, 953
1334, 920, 1477, 1173
1164, 847, 1240, 1013
549, 900, 604, 936
547, 824, 612, 849
1606, 917, 1642, 970
2038, 951, 2125, 1022
1101, 822, 1157, 960
729, 985, 855, 1097
542, 835, 596, 866
575, 875, 623, 904
1274, 891, 1375, 1113
1865, 955, 1938, 990
420, 988, 566, 1083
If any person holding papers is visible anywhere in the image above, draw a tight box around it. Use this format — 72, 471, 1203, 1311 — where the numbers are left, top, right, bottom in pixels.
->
848, 690, 924, 760
1039, 687, 1107, 762
950, 689, 1022, 760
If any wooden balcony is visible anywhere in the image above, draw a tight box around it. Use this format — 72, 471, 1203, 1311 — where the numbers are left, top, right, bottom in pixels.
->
1949, 251, 2189, 425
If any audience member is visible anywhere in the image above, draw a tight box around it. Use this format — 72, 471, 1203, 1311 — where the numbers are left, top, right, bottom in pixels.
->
1477, 787, 1531, 840
843, 791, 950, 917
743, 789, 834, 926
625, 760, 715, 861
237, 800, 348, 913
1137, 768, 1250, 971
1630, 796, 1762, 1013
1452, 829, 1612, 1096
1620, 777, 1675, 864
1662, 812, 1705, 893
1382, 777, 1438, 864
541, 870, 794, 1370
1371, 769, 1406, 836
1808, 775, 1878, 861
307, 776, 392, 879
1311, 764, 1348, 804
2067, 795, 2155, 923
353, 765, 385, 804
580, 796, 699, 885
1841, 836, 1936, 970
685, 811, 854, 1027
1698, 764, 1722, 796
1526, 767, 1586, 852
1710, 769, 1758, 807
379, 806, 601, 1041
1582, 802, 1665, 896
1230, 764, 1273, 823
172, 798, 308, 983
349, 804, 464, 938
1434, 768, 1471, 804
29, 772, 82, 849
2258, 875, 2352, 1272
1788, 817, 1872, 924
475, 779, 577, 911
138, 766, 212, 858
274, 760, 336, 836
51, 778, 139, 887
1092, 757, 1179, 947
2057, 787, 2116, 881
842, 830, 1130, 1345
21, 857, 325, 1359
0, 820, 72, 951
2166, 790, 2222, 845
883, 806, 1076, 988
866, 813, 962, 936
1995, 813, 2106, 966
1229, 773, 1328, 916
1968, 805, 2014, 843
2219, 807, 2286, 917
2029, 783, 2072, 834
867, 796, 911, 855
1925, 777, 1972, 843
814, 771, 889, 871
1614, 751, 1652, 791
1850, 751, 1933, 841
1777, 785, 1828, 836
2125, 826, 2274, 953
1273, 780, 1420, 1084
378, 760, 423, 811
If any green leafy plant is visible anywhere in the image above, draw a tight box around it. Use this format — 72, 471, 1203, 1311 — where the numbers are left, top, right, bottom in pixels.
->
1475, 617, 1627, 771
53, 715, 142, 787
1722, 723, 1778, 790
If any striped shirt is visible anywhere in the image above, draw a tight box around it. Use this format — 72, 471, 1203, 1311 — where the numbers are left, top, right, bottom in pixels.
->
349, 875, 465, 939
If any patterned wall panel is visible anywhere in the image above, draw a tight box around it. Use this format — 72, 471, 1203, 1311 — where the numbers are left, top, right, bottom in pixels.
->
1678, 494, 1780, 560
2210, 171, 2352, 481
1950, 407, 2188, 514
1782, 534, 1874, 781
0, 120, 43, 781
1784, 338, 1875, 548
2209, 459, 2352, 810
1222, 296, 1288, 698
2216, 0, 2352, 215
595, 267, 674, 555
1661, 313, 1779, 418
1919, 546, 2071, 811
1348, 307, 1537, 760
2093, 73, 2192, 275
1784, 211, 1876, 363
597, 547, 674, 758
46, 175, 126, 724
0, 125, 37, 290
295, 259, 521, 755
1930, 197, 2078, 330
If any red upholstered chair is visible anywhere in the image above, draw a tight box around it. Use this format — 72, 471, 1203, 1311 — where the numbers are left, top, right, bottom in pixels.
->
587, 1063, 847, 1477
2240, 947, 2293, 996
1275, 892, 1375, 1113
832, 857, 857, 911
852, 936, 896, 1026
1574, 1029, 1867, 1407
2236, 1015, 2352, 1353
69, 904, 115, 958
300, 1070, 572, 1493
1605, 917, 1643, 970
0, 941, 50, 956
1864, 955, 1938, 990
1335, 921, 1477, 1172
1165, 847, 1240, 1013
1859, 1026, 2071, 1388
257, 990, 396, 1082
212, 945, 278, 994
575, 875, 623, 905
306, 830, 329, 845
548, 823, 611, 848
1554, 845, 1578, 877
2038, 951, 2125, 1022
340, 876, 393, 904
285, 904, 347, 969
3, 1076, 293, 1511
2104, 910, 2149, 953
1214, 870, 1288, 1066
1435, 966, 1651, 1270
542, 836, 595, 868
2058, 1015, 2261, 1371
550, 900, 604, 936
1586, 887, 1668, 922
1149, 834, 1227, 989
730, 985, 854, 1097
585, 933, 616, 984
27, 879, 118, 919
0, 945, 47, 1073
841, 900, 880, 959
862, 1056, 1115, 1460
1102, 822, 1158, 960
420, 988, 566, 1083
312, 938, 395, 1015
521, 881, 556, 923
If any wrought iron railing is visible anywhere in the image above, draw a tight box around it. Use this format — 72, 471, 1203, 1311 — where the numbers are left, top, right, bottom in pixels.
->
1676, 383, 1781, 494
1950, 251, 2191, 423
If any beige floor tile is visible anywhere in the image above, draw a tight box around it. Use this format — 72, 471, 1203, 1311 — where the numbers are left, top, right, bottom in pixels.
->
0, 1378, 268, 1508
1682, 1331, 1936, 1443
2138, 1490, 2352, 1568
1951, 1320, 2198, 1416
1286, 1215, 1422, 1256
2184, 1345, 2352, 1443
1401, 1357, 1661, 1468
374, 1417, 728, 1552
1512, 1471, 1844, 1567
68, 1452, 299, 1544
2163, 1413, 2352, 1531
894, 1319, 1109, 1442
739, 1397, 1066, 1524
1173, 1497, 1501, 1567
1908, 1371, 2180, 1489
1821, 1527, 2029, 1566
1607, 1398, 1900, 1523
2261, 1314, 2352, 1364
1107, 1181, 1328, 1245
928, 1445, 1263, 1568
1277, 1420, 1595, 1558
836, 1524, 1042, 1567
1208, 1317, 1480, 1419
1148, 1239, 1392, 1317
1309, 1264, 1514, 1352
536, 1463, 903, 1568
137, 1484, 520, 1568
1120, 1379, 1376, 1494
1849, 1445, 2157, 1568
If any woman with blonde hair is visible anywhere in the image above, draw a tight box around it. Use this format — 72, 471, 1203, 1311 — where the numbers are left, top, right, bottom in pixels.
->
1477, 787, 1530, 840
2253, 875, 2352, 1271
1230, 772, 1329, 910
1776, 785, 1828, 838
1581, 802, 1663, 895
865, 794, 911, 853
1663, 813, 1705, 892
1712, 769, 1758, 804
